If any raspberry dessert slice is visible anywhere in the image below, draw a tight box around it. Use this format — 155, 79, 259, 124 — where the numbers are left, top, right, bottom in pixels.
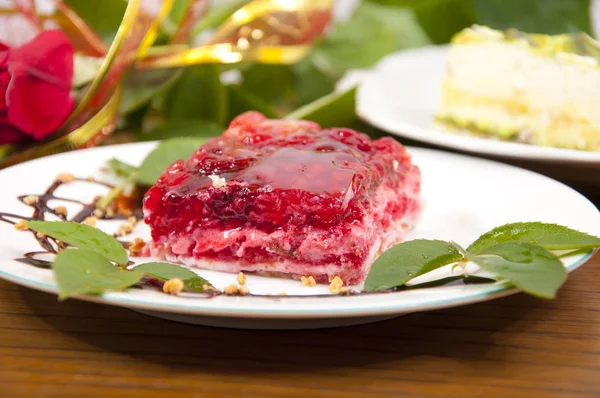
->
143, 112, 421, 285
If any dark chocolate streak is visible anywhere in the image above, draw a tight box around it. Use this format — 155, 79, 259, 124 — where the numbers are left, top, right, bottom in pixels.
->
0, 176, 495, 299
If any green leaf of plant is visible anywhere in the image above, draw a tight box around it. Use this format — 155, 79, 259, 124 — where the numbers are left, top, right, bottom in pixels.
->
63, 0, 127, 44
240, 64, 295, 103
107, 158, 137, 177
472, 0, 592, 35
53, 249, 143, 300
291, 58, 335, 107
136, 137, 207, 186
467, 222, 600, 255
466, 242, 568, 299
134, 262, 211, 292
370, 0, 477, 44
120, 69, 183, 115
364, 239, 463, 291
312, 3, 432, 78
285, 86, 357, 127
26, 221, 129, 266
165, 65, 228, 125
140, 119, 223, 142
227, 85, 279, 123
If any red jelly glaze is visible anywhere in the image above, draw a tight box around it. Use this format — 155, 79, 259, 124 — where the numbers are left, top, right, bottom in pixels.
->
143, 112, 419, 270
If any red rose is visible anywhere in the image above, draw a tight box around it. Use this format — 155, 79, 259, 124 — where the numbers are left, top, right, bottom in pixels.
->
0, 30, 74, 145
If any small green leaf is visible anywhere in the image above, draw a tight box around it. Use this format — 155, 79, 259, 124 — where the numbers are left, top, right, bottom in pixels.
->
364, 240, 463, 291
165, 65, 228, 125
53, 249, 143, 300
467, 242, 568, 299
467, 222, 600, 254
140, 119, 223, 142
134, 262, 211, 292
26, 221, 128, 265
107, 158, 137, 177
285, 86, 357, 128
136, 137, 207, 186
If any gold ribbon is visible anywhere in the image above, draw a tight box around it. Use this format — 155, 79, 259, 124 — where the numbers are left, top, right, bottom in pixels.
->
137, 0, 333, 68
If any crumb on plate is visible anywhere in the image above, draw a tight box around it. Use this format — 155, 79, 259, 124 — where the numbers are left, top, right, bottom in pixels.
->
23, 195, 38, 205
237, 272, 246, 286
56, 173, 76, 183
14, 221, 28, 231
224, 284, 239, 295
129, 238, 146, 256
301, 275, 316, 286
55, 206, 68, 217
163, 278, 184, 295
329, 276, 344, 294
82, 216, 97, 227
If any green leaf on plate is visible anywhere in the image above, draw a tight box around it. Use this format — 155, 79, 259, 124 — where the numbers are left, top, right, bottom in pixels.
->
26, 221, 129, 266
285, 86, 357, 127
53, 249, 143, 300
466, 242, 568, 299
136, 137, 207, 186
364, 239, 463, 292
165, 65, 228, 125
467, 222, 600, 255
134, 262, 211, 292
107, 158, 137, 177
63, 0, 127, 44
472, 0, 592, 35
140, 119, 223, 142
312, 2, 432, 78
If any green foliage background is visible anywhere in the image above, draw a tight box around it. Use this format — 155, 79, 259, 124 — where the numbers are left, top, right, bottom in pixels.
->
66, 0, 593, 140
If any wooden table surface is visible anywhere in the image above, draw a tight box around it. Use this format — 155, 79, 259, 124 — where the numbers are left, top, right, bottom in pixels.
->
1, 160, 599, 398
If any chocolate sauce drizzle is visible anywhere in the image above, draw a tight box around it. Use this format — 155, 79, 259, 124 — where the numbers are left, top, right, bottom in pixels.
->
0, 177, 140, 270
0, 175, 494, 299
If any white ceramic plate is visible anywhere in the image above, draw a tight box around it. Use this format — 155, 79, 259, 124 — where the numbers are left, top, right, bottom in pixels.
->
0, 143, 598, 329
356, 45, 600, 167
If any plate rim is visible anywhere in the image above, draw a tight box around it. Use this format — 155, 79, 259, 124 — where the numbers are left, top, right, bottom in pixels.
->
356, 44, 600, 165
0, 142, 597, 319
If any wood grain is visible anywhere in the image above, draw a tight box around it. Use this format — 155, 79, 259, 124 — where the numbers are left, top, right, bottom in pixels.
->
1, 168, 600, 397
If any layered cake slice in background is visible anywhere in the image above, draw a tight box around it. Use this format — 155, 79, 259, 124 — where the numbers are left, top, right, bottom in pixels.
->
436, 25, 600, 151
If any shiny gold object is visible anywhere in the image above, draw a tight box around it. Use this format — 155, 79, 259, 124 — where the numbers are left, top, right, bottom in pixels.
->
137, 0, 333, 68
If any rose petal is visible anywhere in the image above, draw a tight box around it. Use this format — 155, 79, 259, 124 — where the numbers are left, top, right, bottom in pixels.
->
6, 30, 74, 139
0, 70, 10, 111
0, 113, 28, 145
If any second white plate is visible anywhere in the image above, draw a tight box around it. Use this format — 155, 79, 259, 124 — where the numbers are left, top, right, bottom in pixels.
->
356, 45, 600, 168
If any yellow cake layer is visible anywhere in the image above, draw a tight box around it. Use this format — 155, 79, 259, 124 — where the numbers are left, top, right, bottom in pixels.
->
436, 25, 600, 151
